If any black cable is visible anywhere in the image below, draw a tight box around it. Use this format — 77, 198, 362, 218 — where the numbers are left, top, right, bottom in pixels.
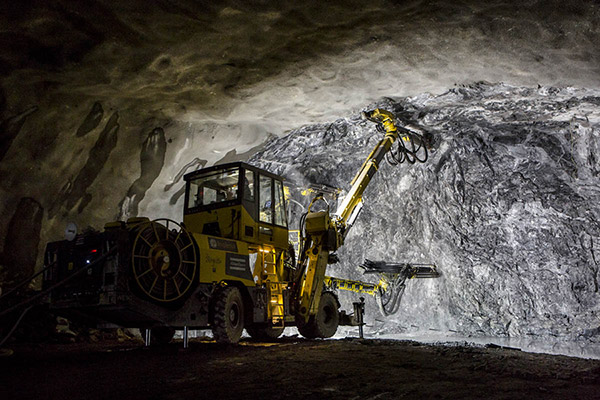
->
0, 305, 33, 347
293, 212, 309, 284
386, 145, 401, 166
403, 139, 416, 164
376, 272, 408, 316
406, 132, 419, 162
0, 261, 56, 302
414, 140, 428, 163
0, 247, 117, 319
403, 131, 428, 164
298, 212, 305, 238
381, 123, 428, 167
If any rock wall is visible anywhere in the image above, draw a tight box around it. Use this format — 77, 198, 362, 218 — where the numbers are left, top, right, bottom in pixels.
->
0, 198, 43, 286
252, 83, 600, 340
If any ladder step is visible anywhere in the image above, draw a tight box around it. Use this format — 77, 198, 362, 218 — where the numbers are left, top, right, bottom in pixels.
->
264, 250, 284, 327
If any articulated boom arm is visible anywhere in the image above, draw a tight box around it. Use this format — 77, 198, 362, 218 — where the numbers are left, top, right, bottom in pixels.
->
334, 109, 401, 233
325, 262, 439, 316
324, 262, 440, 297
294, 109, 419, 324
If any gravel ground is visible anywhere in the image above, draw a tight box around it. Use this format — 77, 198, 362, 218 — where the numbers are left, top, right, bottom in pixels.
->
2, 337, 599, 400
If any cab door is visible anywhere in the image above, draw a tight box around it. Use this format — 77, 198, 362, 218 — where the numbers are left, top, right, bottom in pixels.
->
258, 174, 288, 248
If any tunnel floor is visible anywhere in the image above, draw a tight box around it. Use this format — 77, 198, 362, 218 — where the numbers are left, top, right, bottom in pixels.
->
2, 337, 600, 400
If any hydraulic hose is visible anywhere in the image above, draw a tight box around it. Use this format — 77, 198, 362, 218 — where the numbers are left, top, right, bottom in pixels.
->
376, 273, 409, 316
385, 129, 428, 166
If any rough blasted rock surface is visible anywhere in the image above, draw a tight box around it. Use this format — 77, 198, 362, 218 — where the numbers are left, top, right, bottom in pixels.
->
251, 83, 600, 341
1, 1, 599, 289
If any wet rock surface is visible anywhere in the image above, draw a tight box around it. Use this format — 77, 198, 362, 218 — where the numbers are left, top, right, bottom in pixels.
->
76, 102, 103, 138
118, 127, 167, 220
0, 197, 43, 285
0, 106, 38, 163
252, 83, 600, 341
51, 111, 120, 217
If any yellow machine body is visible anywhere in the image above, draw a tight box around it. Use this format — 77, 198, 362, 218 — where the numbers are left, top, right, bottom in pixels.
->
192, 234, 255, 286
182, 162, 291, 328
183, 162, 289, 251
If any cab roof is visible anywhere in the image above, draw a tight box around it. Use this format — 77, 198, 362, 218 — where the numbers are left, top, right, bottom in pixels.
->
183, 161, 285, 182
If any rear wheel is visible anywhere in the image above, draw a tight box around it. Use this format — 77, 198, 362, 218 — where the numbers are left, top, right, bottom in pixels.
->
212, 286, 244, 344
246, 325, 284, 341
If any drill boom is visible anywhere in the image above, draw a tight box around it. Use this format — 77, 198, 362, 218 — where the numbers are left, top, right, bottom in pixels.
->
295, 109, 422, 322
335, 109, 400, 228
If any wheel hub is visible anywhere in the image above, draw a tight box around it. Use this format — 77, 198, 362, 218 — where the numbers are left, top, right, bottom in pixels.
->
150, 241, 180, 278
131, 219, 198, 304
229, 305, 239, 326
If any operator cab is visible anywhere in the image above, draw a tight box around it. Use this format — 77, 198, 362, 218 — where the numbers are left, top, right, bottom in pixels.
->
183, 162, 289, 249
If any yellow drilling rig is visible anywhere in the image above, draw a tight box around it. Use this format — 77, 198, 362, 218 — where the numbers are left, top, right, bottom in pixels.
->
38, 109, 438, 344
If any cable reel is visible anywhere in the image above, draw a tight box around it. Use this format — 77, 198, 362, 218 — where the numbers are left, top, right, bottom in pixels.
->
131, 219, 198, 306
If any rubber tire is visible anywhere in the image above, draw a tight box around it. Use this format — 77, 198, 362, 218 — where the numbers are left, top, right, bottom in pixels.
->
212, 286, 245, 344
246, 325, 284, 341
139, 327, 175, 345
313, 292, 340, 338
296, 292, 339, 339
296, 316, 317, 339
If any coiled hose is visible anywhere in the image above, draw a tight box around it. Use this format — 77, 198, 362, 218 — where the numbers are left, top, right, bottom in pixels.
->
378, 123, 429, 166
376, 273, 409, 316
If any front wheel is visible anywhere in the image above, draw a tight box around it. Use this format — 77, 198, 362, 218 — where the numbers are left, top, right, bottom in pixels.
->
212, 286, 245, 344
313, 292, 340, 338
296, 291, 340, 339
296, 316, 317, 339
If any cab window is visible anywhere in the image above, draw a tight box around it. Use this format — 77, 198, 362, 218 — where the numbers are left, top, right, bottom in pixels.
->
274, 180, 287, 227
244, 169, 255, 200
187, 168, 239, 209
259, 174, 272, 224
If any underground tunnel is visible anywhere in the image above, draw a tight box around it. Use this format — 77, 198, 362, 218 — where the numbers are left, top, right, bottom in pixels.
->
1, 1, 600, 399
